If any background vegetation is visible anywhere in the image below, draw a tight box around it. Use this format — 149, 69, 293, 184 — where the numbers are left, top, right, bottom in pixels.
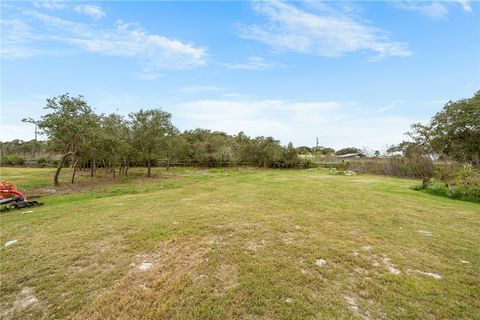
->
1, 91, 479, 201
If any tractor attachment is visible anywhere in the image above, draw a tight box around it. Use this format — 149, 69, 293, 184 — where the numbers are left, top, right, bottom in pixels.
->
0, 181, 43, 212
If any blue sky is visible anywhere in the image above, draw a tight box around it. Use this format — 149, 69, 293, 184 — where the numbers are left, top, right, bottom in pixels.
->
1, 0, 479, 150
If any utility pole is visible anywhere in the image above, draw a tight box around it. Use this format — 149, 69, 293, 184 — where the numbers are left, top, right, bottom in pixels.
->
315, 137, 319, 152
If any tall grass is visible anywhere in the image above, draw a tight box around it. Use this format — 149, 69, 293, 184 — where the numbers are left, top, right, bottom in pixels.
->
348, 156, 434, 179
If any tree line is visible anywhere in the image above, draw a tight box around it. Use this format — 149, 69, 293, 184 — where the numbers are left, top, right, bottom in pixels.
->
2, 91, 478, 187
21, 94, 308, 185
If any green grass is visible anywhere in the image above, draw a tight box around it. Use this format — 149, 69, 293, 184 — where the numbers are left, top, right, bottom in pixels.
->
1, 167, 479, 319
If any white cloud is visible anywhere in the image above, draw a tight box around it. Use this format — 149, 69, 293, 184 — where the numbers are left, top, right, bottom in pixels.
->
74, 4, 106, 20
240, 1, 411, 59
0, 18, 67, 58
225, 56, 279, 70
33, 1, 68, 10
2, 9, 207, 73
66, 20, 207, 69
172, 99, 414, 148
456, 0, 472, 12
392, 1, 472, 18
392, 1, 449, 18
0, 19, 36, 58
33, 2, 108, 19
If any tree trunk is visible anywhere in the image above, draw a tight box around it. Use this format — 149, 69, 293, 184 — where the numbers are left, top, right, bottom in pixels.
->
422, 177, 430, 188
54, 153, 72, 186
166, 156, 170, 171
112, 167, 116, 178
90, 157, 96, 177
147, 157, 152, 177
71, 157, 79, 184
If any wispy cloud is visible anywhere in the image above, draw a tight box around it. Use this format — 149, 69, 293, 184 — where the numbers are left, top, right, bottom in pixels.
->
33, 1, 68, 11
392, 1, 472, 19
74, 4, 106, 20
0, 18, 64, 58
1, 8, 208, 75
377, 100, 404, 113
239, 0, 411, 59
224, 56, 279, 70
33, 1, 105, 19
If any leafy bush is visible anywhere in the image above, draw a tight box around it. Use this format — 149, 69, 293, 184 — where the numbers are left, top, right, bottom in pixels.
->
36, 157, 50, 164
1, 155, 25, 166
337, 160, 350, 171
300, 158, 315, 169
417, 165, 480, 203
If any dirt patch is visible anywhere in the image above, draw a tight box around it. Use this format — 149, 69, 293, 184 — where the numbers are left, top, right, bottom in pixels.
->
73, 236, 213, 320
382, 255, 401, 275
246, 239, 267, 251
345, 295, 359, 313
1, 287, 43, 319
138, 262, 153, 271
344, 295, 370, 319
14, 288, 38, 310
213, 264, 239, 296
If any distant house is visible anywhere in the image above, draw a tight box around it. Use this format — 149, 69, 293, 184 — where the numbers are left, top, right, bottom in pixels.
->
335, 153, 365, 159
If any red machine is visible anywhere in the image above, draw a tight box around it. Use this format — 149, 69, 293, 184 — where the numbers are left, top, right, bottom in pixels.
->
0, 181, 43, 212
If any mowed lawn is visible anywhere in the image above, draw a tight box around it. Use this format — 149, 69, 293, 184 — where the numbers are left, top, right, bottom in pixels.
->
1, 167, 479, 319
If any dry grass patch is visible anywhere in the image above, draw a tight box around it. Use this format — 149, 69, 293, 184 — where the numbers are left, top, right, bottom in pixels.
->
74, 236, 214, 320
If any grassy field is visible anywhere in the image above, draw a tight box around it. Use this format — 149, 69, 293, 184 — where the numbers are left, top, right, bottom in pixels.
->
0, 167, 479, 319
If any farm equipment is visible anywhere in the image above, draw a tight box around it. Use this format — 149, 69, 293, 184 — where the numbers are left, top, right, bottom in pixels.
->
0, 181, 43, 212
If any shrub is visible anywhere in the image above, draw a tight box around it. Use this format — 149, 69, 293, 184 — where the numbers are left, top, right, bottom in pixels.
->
1, 155, 25, 166
348, 156, 434, 180
337, 160, 350, 171
417, 165, 480, 203
36, 157, 49, 164
451, 165, 480, 202
301, 158, 315, 169
424, 180, 447, 196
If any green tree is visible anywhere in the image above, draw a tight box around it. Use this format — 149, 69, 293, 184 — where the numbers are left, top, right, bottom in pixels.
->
37, 94, 98, 186
160, 131, 189, 170
283, 142, 299, 168
129, 108, 175, 177
408, 91, 480, 165
98, 113, 131, 178
296, 146, 312, 155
